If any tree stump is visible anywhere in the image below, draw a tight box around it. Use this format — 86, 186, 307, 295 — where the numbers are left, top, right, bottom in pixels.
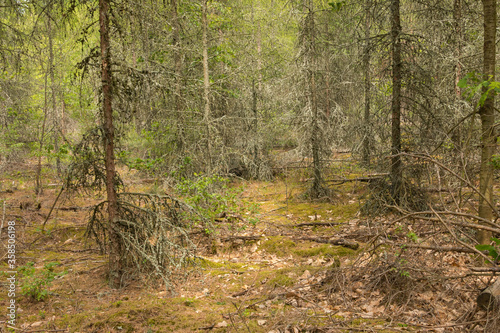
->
478, 278, 500, 310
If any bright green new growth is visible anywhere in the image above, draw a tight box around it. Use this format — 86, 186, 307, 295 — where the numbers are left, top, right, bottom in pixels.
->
18, 261, 67, 301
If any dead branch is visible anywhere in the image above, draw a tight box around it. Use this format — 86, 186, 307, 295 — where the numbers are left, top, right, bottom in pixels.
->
326, 173, 389, 185
296, 236, 359, 250
294, 221, 344, 227
398, 153, 499, 219
403, 244, 485, 254
392, 209, 499, 229
221, 235, 261, 242
470, 267, 500, 273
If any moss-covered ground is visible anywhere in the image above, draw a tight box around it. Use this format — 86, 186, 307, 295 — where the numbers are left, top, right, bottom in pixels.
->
0, 160, 421, 332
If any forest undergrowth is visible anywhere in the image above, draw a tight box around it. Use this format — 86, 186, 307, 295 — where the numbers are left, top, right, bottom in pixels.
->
1, 156, 499, 333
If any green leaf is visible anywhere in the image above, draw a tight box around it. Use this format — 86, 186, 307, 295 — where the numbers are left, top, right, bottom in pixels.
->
457, 78, 468, 89
475, 244, 499, 260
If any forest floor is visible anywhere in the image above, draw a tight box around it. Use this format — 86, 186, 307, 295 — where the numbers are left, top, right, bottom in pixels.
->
0, 157, 498, 332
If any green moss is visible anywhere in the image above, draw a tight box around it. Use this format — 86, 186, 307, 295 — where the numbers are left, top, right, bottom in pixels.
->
112, 300, 123, 307
260, 236, 296, 256
264, 265, 320, 287
269, 273, 295, 287
195, 257, 245, 270
260, 236, 357, 259
293, 244, 355, 257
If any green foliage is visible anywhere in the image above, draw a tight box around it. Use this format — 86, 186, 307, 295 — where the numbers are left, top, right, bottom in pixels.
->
175, 174, 243, 221
457, 72, 500, 106
18, 262, 67, 301
490, 154, 500, 169
118, 150, 162, 172
328, 0, 345, 12
406, 231, 418, 243
475, 237, 500, 262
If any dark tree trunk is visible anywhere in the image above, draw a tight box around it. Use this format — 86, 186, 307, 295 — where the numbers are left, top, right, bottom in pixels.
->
477, 0, 496, 244
99, 0, 121, 287
303, 0, 322, 198
390, 0, 402, 200
362, 0, 371, 167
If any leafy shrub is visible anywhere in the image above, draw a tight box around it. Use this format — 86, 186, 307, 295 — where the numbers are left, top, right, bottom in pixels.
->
175, 174, 243, 221
18, 262, 67, 301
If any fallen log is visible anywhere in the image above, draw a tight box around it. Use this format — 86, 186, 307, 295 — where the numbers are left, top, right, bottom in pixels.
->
478, 278, 500, 310
296, 236, 359, 250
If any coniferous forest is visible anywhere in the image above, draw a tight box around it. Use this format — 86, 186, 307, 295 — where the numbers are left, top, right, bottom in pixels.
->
2, 0, 500, 331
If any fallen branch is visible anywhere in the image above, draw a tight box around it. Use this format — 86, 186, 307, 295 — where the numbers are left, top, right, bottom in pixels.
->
221, 235, 261, 242
56, 206, 93, 211
392, 209, 499, 229
403, 244, 486, 254
326, 173, 389, 185
470, 267, 500, 273
296, 237, 359, 250
294, 221, 343, 227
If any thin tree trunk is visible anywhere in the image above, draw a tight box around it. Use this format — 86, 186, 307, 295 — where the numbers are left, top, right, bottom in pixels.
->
453, 0, 462, 99
202, 0, 212, 172
390, 0, 402, 200
252, 78, 260, 177
304, 1, 322, 197
47, 17, 60, 176
452, 0, 465, 187
477, 0, 496, 244
252, 3, 261, 178
35, 65, 49, 195
172, 0, 184, 152
362, 0, 371, 167
99, 0, 121, 287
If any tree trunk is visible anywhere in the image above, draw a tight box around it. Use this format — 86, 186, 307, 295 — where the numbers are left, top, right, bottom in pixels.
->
99, 0, 121, 287
35, 64, 49, 195
47, 17, 60, 176
252, 3, 261, 178
252, 78, 260, 177
303, 0, 322, 198
171, 0, 184, 152
453, 0, 463, 99
390, 0, 402, 201
362, 0, 371, 167
202, 0, 212, 173
477, 0, 496, 244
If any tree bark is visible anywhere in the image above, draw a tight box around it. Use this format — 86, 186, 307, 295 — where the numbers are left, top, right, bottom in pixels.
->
390, 0, 402, 201
252, 78, 260, 177
304, 1, 322, 198
362, 0, 371, 167
99, 0, 121, 287
453, 0, 463, 99
35, 61, 49, 195
47, 17, 60, 176
171, 0, 184, 152
477, 0, 497, 244
202, 0, 212, 173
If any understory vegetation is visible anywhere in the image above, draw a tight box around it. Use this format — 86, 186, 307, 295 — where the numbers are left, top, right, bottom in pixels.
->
2, 0, 500, 332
